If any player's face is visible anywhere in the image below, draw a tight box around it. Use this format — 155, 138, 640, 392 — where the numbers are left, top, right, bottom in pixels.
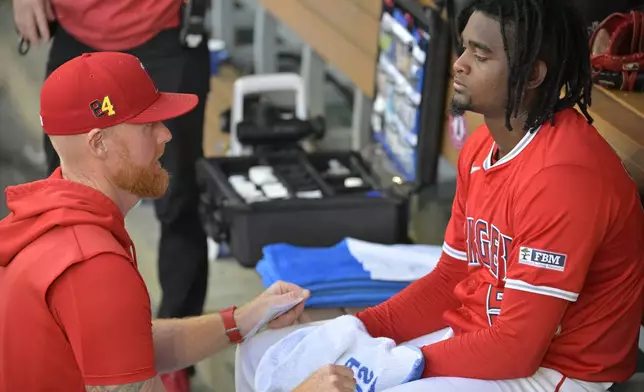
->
107, 122, 172, 199
451, 11, 510, 118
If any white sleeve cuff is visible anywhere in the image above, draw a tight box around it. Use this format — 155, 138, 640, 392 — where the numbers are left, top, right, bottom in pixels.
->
505, 279, 579, 302
442, 242, 468, 261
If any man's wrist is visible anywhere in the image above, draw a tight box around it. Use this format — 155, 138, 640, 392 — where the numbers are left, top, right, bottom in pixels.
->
233, 305, 252, 339
219, 306, 244, 344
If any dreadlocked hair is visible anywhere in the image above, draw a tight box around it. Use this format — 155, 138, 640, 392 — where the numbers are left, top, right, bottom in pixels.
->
457, 0, 594, 132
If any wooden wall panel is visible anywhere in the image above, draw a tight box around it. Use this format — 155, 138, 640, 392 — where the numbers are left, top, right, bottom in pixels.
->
587, 87, 644, 191
302, 0, 379, 58
350, 0, 382, 18
203, 67, 240, 157
260, 0, 378, 97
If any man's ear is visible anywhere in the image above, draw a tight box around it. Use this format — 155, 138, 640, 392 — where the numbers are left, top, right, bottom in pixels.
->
87, 128, 107, 159
527, 60, 547, 90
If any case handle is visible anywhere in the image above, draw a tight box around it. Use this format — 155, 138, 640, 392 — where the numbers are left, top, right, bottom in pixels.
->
230, 73, 308, 156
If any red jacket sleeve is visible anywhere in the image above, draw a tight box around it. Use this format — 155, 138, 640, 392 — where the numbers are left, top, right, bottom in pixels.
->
356, 255, 468, 343
355, 141, 471, 342
422, 288, 568, 379
47, 253, 156, 386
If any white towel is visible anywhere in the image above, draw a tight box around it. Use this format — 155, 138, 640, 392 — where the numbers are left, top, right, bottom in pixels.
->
346, 238, 441, 281
254, 315, 424, 392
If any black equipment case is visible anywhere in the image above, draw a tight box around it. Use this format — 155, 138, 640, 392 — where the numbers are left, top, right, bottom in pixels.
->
196, 0, 451, 267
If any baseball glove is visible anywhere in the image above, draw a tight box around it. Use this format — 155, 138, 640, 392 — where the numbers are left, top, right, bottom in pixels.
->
590, 10, 644, 92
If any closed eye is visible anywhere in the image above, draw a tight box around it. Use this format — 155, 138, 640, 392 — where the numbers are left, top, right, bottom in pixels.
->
461, 46, 488, 63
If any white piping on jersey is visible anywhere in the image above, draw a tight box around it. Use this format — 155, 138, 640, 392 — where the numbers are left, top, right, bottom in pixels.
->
505, 279, 579, 302
442, 242, 468, 261
483, 125, 542, 171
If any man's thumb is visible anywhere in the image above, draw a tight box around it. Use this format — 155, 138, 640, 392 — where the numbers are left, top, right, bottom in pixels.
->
277, 289, 308, 305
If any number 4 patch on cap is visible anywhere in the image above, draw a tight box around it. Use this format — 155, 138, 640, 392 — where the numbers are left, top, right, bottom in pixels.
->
89, 96, 116, 118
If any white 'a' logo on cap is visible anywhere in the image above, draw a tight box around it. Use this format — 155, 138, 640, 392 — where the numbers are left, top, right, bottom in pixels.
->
139, 61, 158, 92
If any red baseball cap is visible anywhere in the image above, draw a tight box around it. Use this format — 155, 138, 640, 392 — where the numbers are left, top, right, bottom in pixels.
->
40, 52, 199, 136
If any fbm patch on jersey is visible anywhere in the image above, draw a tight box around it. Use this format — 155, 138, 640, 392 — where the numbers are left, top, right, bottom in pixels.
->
518, 247, 567, 272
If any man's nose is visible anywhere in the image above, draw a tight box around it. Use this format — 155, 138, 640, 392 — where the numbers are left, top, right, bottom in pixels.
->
453, 51, 469, 75
156, 122, 172, 144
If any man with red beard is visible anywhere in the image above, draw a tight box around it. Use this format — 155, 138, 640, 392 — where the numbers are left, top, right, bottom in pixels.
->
12, 0, 213, 387
0, 52, 357, 392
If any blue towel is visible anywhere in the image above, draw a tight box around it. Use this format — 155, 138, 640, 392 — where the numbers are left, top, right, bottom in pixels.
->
256, 240, 413, 308
259, 241, 371, 285
305, 290, 403, 308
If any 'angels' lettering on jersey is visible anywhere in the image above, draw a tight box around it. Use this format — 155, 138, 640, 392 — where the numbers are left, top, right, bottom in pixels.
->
465, 217, 513, 326
466, 217, 513, 281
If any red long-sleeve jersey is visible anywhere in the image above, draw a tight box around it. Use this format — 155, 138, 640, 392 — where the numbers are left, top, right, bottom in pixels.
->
357, 109, 644, 383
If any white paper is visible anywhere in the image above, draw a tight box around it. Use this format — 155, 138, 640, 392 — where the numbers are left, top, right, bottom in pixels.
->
245, 297, 304, 339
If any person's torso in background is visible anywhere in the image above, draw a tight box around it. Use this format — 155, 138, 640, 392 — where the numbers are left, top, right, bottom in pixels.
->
51, 0, 181, 51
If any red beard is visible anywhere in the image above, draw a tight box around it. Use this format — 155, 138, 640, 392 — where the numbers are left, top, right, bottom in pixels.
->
112, 147, 169, 199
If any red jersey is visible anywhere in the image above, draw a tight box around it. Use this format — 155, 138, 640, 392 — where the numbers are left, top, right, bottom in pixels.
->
51, 0, 180, 50
357, 108, 644, 383
0, 168, 156, 390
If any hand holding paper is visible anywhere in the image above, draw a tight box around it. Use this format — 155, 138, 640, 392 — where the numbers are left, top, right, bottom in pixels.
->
235, 280, 310, 340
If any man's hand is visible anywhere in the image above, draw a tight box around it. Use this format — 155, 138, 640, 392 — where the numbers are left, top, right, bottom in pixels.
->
13, 0, 55, 45
293, 365, 357, 392
235, 280, 310, 337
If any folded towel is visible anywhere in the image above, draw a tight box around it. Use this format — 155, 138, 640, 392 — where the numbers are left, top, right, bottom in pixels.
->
346, 238, 441, 281
255, 315, 424, 392
304, 288, 404, 308
257, 263, 410, 292
257, 257, 410, 308
258, 238, 440, 285
256, 238, 441, 309
259, 241, 370, 286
